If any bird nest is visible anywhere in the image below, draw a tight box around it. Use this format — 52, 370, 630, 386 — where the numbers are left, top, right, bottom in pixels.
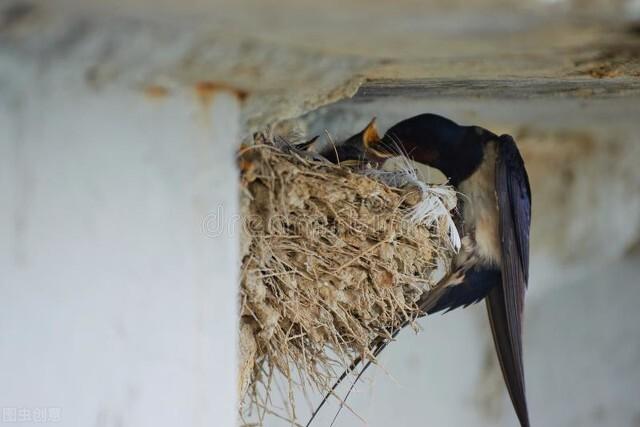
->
238, 137, 459, 425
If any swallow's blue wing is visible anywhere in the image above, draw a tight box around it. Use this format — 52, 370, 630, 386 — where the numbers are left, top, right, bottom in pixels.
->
488, 135, 531, 427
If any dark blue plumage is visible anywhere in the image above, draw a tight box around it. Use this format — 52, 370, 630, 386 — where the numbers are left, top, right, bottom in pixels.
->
382, 114, 489, 185
426, 266, 501, 314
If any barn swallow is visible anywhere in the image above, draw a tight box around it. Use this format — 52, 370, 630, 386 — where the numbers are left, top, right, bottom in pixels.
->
306, 114, 531, 427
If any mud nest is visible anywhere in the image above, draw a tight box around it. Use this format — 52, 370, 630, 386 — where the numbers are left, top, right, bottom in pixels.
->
238, 137, 459, 425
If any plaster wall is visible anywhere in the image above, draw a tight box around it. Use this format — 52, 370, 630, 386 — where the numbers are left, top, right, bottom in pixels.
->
0, 58, 241, 426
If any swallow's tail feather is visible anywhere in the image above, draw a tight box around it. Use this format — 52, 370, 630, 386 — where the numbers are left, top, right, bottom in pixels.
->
486, 284, 530, 427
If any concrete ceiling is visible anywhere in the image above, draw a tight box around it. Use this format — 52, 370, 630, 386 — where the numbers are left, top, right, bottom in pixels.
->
3, 1, 640, 132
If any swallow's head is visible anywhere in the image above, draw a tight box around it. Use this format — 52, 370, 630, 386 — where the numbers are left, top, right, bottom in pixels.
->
380, 114, 493, 186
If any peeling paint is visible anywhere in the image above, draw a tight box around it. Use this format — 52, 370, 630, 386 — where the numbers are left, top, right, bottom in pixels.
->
143, 84, 170, 99
195, 81, 247, 108
573, 43, 640, 78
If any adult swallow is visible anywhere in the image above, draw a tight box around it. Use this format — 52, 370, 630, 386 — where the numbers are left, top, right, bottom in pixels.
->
306, 114, 532, 427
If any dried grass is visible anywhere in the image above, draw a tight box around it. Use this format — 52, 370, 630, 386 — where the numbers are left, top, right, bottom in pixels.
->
237, 137, 458, 425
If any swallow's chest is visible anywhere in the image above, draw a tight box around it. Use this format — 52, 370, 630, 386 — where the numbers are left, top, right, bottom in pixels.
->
458, 145, 502, 267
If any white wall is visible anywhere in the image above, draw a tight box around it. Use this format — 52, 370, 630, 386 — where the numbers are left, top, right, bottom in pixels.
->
0, 62, 241, 426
